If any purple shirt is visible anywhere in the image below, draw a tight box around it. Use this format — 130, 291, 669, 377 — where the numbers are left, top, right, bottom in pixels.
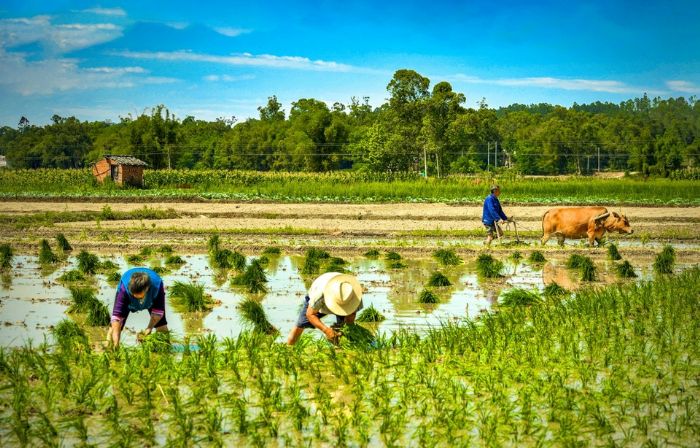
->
111, 283, 165, 323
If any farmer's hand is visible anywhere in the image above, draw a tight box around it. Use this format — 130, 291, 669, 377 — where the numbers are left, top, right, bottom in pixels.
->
323, 327, 340, 343
137, 328, 152, 342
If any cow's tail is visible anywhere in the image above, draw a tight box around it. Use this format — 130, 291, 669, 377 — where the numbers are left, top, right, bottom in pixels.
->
541, 210, 550, 236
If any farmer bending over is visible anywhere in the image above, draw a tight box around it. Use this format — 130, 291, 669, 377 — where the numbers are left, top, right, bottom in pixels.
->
482, 184, 510, 246
108, 268, 168, 348
287, 272, 363, 345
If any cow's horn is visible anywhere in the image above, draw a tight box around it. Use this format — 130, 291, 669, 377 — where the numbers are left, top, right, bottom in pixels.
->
594, 212, 610, 221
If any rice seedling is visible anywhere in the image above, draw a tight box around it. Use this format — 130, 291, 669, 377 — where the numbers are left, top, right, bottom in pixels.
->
106, 271, 121, 283
150, 265, 169, 275
356, 304, 386, 322
98, 260, 119, 271
418, 289, 439, 303
499, 288, 542, 307
338, 323, 376, 348
77, 250, 99, 274
86, 299, 111, 326
57, 269, 86, 283
528, 251, 546, 263
325, 257, 347, 273
543, 282, 569, 299
364, 249, 380, 258
607, 243, 622, 261
139, 246, 154, 257
208, 234, 221, 254
302, 247, 330, 275
127, 254, 145, 265
231, 259, 268, 294
165, 254, 185, 265
230, 251, 247, 271
616, 260, 637, 278
385, 251, 402, 261
653, 245, 675, 274
158, 245, 173, 254
262, 247, 281, 256
67, 287, 97, 313
1, 244, 14, 270
51, 319, 86, 341
38, 239, 58, 264
580, 257, 597, 281
170, 281, 214, 312
388, 261, 406, 269
566, 254, 587, 269
140, 331, 173, 353
427, 272, 452, 287
476, 253, 503, 278
510, 251, 522, 261
237, 298, 278, 334
55, 233, 72, 251
433, 248, 461, 266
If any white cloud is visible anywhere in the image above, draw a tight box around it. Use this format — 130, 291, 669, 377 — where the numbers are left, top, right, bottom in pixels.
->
0, 48, 176, 95
213, 26, 250, 37
0, 15, 123, 53
452, 74, 663, 95
203, 74, 255, 82
80, 7, 127, 17
666, 80, 700, 94
114, 50, 365, 72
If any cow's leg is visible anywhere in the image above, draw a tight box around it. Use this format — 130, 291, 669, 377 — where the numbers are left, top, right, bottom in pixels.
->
557, 234, 565, 247
541, 232, 551, 246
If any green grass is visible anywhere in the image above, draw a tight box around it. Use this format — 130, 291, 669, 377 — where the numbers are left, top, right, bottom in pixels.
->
237, 298, 278, 335
170, 281, 214, 312
418, 289, 439, 303
1, 168, 698, 205
476, 253, 503, 278
433, 248, 462, 266
0, 268, 698, 446
427, 272, 452, 287
653, 245, 676, 274
499, 288, 542, 307
356, 304, 386, 322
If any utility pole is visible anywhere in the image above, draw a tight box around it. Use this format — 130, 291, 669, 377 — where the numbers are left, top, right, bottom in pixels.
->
597, 147, 600, 172
494, 141, 498, 167
487, 142, 490, 172
423, 146, 428, 178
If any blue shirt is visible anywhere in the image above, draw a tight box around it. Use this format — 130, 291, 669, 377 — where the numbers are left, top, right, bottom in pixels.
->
117, 268, 163, 312
482, 193, 508, 225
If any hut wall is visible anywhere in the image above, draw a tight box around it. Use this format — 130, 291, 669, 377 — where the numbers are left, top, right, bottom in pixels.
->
119, 165, 144, 187
92, 159, 112, 183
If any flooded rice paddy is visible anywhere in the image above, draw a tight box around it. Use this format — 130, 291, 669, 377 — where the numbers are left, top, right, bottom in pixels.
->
0, 251, 696, 347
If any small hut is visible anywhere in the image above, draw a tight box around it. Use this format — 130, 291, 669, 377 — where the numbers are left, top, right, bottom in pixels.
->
93, 155, 148, 187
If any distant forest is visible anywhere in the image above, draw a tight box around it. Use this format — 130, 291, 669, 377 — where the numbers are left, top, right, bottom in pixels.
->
1, 69, 698, 176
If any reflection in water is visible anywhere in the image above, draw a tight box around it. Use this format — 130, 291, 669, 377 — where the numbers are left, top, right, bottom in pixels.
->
0, 253, 693, 347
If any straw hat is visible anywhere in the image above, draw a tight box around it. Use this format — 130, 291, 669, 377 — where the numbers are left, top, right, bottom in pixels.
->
309, 272, 363, 316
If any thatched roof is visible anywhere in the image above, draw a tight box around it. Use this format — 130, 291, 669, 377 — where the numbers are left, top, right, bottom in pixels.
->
103, 155, 148, 166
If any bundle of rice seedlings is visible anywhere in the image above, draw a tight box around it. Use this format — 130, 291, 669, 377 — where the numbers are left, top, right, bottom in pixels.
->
418, 289, 439, 304
170, 281, 214, 312
510, 251, 523, 261
77, 250, 99, 275
67, 287, 98, 314
237, 297, 278, 335
106, 271, 121, 283
86, 299, 111, 326
56, 233, 72, 251
262, 247, 281, 256
302, 256, 320, 275
528, 251, 546, 263
150, 266, 169, 275
140, 331, 173, 353
325, 257, 347, 273
566, 254, 587, 269
427, 272, 451, 287
211, 248, 233, 269
158, 245, 173, 254
543, 282, 569, 299
607, 243, 622, 261
653, 245, 675, 274
231, 259, 268, 294
139, 246, 154, 257
433, 248, 461, 266
500, 288, 542, 307
127, 254, 145, 265
339, 324, 376, 348
306, 248, 330, 260
580, 257, 597, 281
476, 254, 503, 278
356, 304, 385, 322
230, 251, 247, 271
58, 269, 86, 283
258, 255, 270, 265
51, 319, 87, 347
363, 249, 380, 258
385, 251, 402, 261
388, 261, 406, 269
616, 260, 637, 278
208, 234, 221, 254
165, 254, 185, 265
98, 260, 119, 271
39, 239, 58, 264
0, 244, 13, 270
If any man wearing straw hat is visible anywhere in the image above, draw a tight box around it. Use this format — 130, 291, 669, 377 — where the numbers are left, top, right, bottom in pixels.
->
287, 272, 363, 345
482, 184, 510, 246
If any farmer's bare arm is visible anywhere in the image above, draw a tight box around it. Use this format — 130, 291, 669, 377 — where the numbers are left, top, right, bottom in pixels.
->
145, 312, 162, 333
344, 312, 356, 324
109, 320, 122, 348
306, 305, 338, 339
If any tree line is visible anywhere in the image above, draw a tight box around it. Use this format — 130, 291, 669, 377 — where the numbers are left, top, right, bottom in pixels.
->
1, 69, 698, 176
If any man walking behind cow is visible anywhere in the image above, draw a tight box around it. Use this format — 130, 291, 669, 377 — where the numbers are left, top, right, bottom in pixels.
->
482, 185, 510, 246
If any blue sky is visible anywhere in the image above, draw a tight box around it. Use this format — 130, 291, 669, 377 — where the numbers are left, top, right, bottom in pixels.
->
1, 0, 698, 126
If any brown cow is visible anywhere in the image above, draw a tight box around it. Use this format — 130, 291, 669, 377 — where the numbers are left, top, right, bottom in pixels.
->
541, 207, 633, 246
